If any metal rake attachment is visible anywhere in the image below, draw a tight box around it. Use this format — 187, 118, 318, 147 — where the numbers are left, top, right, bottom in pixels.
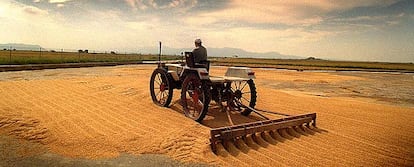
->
210, 113, 317, 153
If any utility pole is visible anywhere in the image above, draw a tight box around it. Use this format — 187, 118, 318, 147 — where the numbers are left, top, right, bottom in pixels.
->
158, 41, 162, 67
39, 47, 42, 59
9, 46, 12, 63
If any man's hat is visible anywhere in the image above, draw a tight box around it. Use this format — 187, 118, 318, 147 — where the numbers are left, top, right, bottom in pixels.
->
195, 38, 202, 44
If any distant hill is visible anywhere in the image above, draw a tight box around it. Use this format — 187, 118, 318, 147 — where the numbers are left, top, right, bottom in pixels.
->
207, 47, 303, 59
137, 46, 304, 59
0, 43, 45, 51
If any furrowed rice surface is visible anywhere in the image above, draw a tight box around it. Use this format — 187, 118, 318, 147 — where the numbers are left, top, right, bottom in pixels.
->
0, 65, 413, 166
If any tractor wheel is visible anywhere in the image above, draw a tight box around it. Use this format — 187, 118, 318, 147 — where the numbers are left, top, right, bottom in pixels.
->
150, 68, 173, 107
230, 79, 257, 116
181, 73, 210, 122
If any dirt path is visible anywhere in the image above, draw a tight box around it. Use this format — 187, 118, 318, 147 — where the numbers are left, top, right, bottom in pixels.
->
0, 65, 413, 166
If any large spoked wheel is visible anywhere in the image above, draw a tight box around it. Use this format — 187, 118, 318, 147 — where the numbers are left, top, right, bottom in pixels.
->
181, 74, 210, 122
231, 79, 257, 116
150, 68, 173, 107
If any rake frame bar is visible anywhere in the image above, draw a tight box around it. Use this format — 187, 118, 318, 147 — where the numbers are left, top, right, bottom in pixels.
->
210, 113, 316, 153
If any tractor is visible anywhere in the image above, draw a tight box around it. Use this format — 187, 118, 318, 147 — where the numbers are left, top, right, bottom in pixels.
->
149, 51, 316, 153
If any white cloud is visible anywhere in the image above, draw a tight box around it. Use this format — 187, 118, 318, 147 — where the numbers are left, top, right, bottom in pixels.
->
124, 0, 196, 10
197, 27, 335, 53
0, 1, 69, 47
185, 0, 398, 26
124, 0, 148, 10
168, 0, 181, 8
0, 1, 48, 19
124, 0, 136, 8
183, 2, 318, 26
23, 6, 49, 15
49, 0, 72, 3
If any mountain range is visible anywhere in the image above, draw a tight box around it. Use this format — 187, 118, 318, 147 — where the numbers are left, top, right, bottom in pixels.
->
138, 46, 304, 59
0, 43, 45, 51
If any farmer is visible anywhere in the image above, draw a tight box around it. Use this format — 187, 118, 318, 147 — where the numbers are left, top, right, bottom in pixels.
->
192, 38, 207, 64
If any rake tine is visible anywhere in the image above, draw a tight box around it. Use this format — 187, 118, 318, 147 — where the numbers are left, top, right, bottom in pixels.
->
261, 131, 277, 144
294, 125, 308, 136
234, 138, 249, 153
244, 135, 259, 150
241, 135, 248, 143
301, 126, 316, 135
279, 128, 293, 139
254, 133, 269, 147
270, 130, 285, 142
251, 133, 259, 143
222, 140, 230, 153
293, 125, 307, 136
288, 127, 301, 138
215, 143, 229, 157
226, 141, 240, 156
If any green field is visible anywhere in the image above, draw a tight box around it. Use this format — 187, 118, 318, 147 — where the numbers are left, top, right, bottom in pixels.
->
212, 57, 414, 72
1, 50, 413, 72
0, 50, 180, 65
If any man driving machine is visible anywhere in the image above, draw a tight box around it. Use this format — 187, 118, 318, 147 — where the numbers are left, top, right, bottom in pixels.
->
192, 38, 207, 64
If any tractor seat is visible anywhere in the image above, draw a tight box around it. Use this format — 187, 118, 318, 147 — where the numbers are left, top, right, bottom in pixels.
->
185, 52, 210, 71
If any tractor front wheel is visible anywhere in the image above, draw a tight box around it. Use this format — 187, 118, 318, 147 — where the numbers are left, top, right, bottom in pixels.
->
150, 68, 173, 107
230, 79, 257, 116
181, 74, 210, 122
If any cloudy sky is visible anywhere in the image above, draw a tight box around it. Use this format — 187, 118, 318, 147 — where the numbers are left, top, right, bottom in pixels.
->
0, 0, 413, 62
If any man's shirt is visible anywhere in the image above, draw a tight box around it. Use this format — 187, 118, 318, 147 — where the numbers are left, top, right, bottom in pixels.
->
192, 45, 207, 63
